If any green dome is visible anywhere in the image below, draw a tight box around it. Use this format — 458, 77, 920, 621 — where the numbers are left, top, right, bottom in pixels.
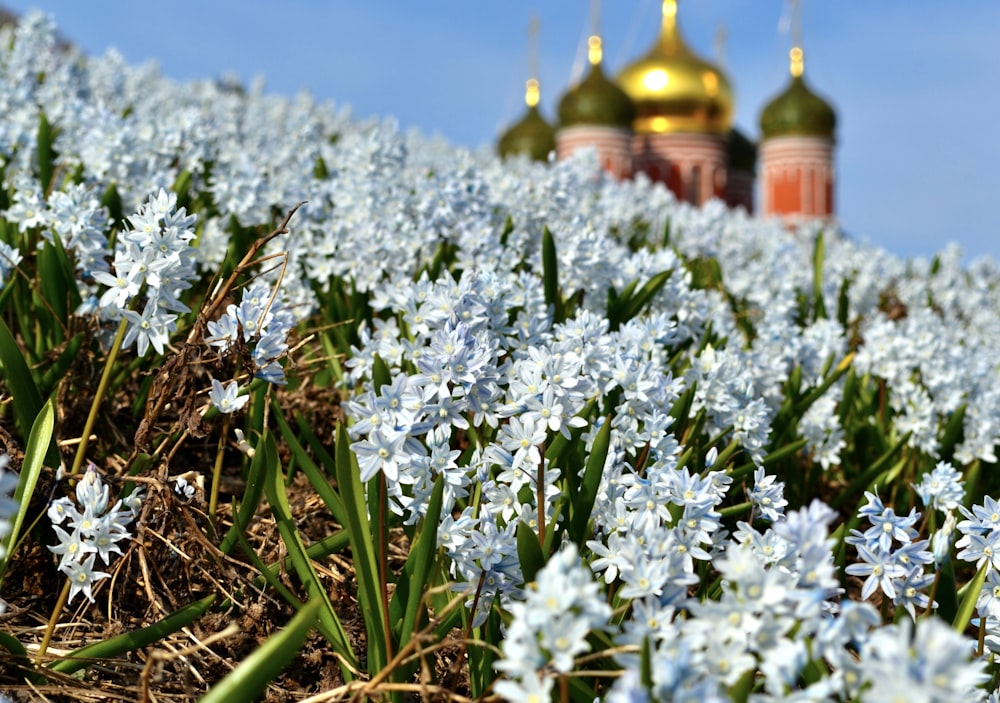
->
558, 62, 636, 129
497, 105, 556, 162
727, 127, 757, 172
760, 73, 836, 140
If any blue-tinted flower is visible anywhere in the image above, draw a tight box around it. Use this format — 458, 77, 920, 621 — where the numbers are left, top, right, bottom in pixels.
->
208, 378, 248, 414
47, 466, 140, 604
914, 461, 965, 512
351, 426, 408, 482
61, 553, 110, 604
748, 467, 788, 522
845, 543, 907, 600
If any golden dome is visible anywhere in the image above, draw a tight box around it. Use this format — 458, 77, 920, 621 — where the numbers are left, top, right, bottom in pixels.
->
760, 48, 836, 141
497, 79, 557, 162
617, 0, 734, 135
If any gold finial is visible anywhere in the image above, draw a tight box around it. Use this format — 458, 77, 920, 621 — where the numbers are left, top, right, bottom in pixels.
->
524, 78, 540, 107
786, 0, 805, 76
662, 0, 678, 32
526, 14, 541, 107
525, 78, 540, 107
588, 0, 603, 65
588, 36, 603, 65
789, 47, 804, 77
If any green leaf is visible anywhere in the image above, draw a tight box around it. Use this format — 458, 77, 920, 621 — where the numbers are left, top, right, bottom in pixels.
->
0, 399, 54, 585
38, 332, 83, 396
388, 475, 444, 682
688, 256, 723, 291
542, 226, 561, 321
199, 598, 321, 703
231, 511, 306, 610
100, 182, 123, 232
836, 276, 851, 327
219, 429, 270, 556
36, 112, 57, 192
939, 403, 966, 461
172, 169, 193, 209
812, 231, 827, 321
334, 422, 388, 673
0, 628, 37, 684
516, 521, 546, 584
38, 235, 82, 330
261, 431, 356, 664
934, 556, 960, 624
272, 399, 348, 526
830, 431, 911, 509
953, 561, 989, 633
639, 635, 653, 691
608, 269, 673, 331
728, 667, 756, 703
838, 367, 860, 426
796, 352, 854, 415
0, 316, 48, 450
727, 438, 808, 479
49, 594, 216, 675
569, 414, 611, 547
372, 353, 392, 392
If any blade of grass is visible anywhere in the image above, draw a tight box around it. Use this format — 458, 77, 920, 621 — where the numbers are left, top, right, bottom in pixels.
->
0, 399, 54, 585
334, 421, 389, 674
400, 481, 445, 635
261, 431, 357, 666
199, 598, 321, 703
830, 432, 912, 510
272, 398, 348, 526
0, 316, 50, 456
569, 414, 611, 548
48, 594, 216, 675
812, 231, 827, 321
0, 629, 39, 684
517, 521, 546, 584
218, 429, 270, 556
953, 561, 989, 634
542, 226, 560, 322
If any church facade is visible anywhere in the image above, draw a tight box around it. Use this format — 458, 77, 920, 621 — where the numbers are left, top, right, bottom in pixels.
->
498, 1, 837, 225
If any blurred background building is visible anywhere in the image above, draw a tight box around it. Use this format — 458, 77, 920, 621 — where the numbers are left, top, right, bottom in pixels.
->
498, 0, 837, 225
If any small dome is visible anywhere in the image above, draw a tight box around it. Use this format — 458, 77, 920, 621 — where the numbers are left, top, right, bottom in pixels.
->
617, 1, 733, 135
760, 49, 836, 140
558, 38, 636, 129
498, 103, 556, 162
727, 127, 757, 172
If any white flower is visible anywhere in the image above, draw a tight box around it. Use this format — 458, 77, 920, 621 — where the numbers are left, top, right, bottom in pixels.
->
208, 378, 249, 414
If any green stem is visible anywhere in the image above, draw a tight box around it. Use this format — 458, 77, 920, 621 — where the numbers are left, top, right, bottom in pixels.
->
209, 414, 230, 521
924, 567, 941, 619
36, 579, 71, 664
378, 474, 393, 670
537, 442, 546, 548
981, 615, 987, 657
71, 317, 129, 475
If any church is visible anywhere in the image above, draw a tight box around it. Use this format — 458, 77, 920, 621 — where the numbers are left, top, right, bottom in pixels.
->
497, 1, 837, 225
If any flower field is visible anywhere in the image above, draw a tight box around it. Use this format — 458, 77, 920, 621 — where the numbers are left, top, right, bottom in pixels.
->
3, 12, 1000, 702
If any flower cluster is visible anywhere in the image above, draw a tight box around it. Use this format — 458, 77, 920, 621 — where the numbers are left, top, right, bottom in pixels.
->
47, 466, 143, 603
91, 189, 198, 356
494, 544, 611, 700
206, 279, 296, 403
845, 491, 934, 619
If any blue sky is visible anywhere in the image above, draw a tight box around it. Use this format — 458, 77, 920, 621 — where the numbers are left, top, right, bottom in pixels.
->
6, 1, 1000, 263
